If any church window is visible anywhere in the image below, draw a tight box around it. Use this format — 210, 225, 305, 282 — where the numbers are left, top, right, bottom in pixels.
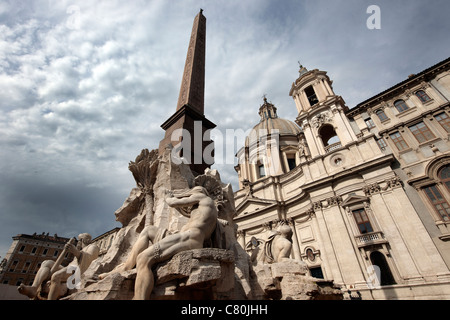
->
415, 90, 431, 103
423, 185, 450, 221
310, 267, 324, 279
258, 164, 266, 178
409, 121, 435, 143
376, 109, 389, 122
352, 208, 374, 234
394, 99, 409, 113
389, 132, 408, 151
434, 112, 450, 132
287, 157, 296, 171
305, 85, 319, 107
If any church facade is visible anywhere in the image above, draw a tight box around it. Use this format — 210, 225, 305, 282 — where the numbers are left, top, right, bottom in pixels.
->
233, 57, 450, 299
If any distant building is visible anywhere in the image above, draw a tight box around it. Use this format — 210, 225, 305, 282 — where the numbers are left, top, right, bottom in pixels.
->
0, 232, 74, 286
234, 57, 450, 299
91, 227, 120, 256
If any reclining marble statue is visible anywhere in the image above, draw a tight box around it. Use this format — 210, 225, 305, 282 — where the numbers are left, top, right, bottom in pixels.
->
98, 181, 221, 300
134, 185, 218, 299
18, 233, 100, 300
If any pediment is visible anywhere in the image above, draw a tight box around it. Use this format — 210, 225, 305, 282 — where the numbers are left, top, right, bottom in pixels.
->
340, 194, 369, 207
235, 197, 277, 215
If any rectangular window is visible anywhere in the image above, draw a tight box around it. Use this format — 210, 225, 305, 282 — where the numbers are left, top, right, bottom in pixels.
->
409, 122, 435, 143
423, 185, 450, 221
353, 208, 374, 234
365, 118, 375, 129
258, 164, 265, 178
287, 158, 296, 171
9, 260, 18, 272
22, 262, 30, 273
310, 267, 324, 279
376, 138, 387, 151
434, 112, 450, 133
389, 132, 409, 151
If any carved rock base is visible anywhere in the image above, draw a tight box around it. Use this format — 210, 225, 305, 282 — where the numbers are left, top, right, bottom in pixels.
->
65, 248, 235, 300
251, 260, 343, 300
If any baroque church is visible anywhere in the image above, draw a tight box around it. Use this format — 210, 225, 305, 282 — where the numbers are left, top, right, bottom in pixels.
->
233, 58, 450, 299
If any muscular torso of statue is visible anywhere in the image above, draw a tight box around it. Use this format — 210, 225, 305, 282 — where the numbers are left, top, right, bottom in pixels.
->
133, 186, 218, 300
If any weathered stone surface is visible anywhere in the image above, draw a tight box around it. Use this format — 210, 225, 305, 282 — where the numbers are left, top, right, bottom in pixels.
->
153, 248, 235, 299
251, 260, 342, 300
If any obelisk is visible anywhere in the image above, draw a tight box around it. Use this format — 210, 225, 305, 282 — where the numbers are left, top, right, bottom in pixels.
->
158, 10, 216, 175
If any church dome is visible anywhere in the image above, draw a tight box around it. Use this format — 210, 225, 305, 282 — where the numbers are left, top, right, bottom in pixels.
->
247, 98, 302, 144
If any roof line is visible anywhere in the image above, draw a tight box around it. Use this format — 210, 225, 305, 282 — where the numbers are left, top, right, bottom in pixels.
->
347, 56, 450, 115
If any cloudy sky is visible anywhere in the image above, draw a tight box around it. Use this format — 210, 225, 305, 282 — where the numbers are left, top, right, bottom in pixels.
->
1, 0, 450, 258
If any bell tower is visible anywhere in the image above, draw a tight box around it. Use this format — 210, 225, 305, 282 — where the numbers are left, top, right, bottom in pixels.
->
289, 65, 358, 158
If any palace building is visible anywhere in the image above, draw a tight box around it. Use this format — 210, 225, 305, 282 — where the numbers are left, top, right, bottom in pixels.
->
233, 57, 450, 299
0, 233, 74, 286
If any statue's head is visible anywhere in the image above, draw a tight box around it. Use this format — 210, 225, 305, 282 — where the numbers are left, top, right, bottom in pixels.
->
279, 225, 293, 241
177, 186, 209, 197
77, 233, 92, 247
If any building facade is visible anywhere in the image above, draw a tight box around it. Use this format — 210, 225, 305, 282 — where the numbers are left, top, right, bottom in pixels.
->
233, 58, 450, 299
0, 233, 74, 286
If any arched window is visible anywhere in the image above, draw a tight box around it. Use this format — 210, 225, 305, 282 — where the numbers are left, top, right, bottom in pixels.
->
319, 124, 341, 153
370, 251, 396, 286
376, 109, 389, 122
439, 165, 450, 192
415, 90, 431, 103
423, 184, 450, 221
394, 99, 409, 113
305, 85, 318, 106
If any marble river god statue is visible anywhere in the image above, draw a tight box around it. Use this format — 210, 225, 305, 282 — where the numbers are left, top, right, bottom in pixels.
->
18, 233, 99, 300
